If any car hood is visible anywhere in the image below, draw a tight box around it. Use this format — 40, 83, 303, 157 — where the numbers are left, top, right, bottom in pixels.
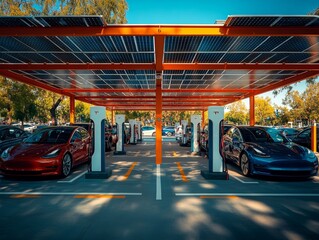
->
248, 142, 313, 159
7, 143, 65, 159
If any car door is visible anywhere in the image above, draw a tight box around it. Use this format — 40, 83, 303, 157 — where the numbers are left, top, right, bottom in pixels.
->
293, 129, 311, 148
70, 130, 84, 163
231, 128, 243, 164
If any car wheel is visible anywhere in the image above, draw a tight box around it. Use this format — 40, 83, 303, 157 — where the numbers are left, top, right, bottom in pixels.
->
61, 153, 72, 177
167, 132, 172, 137
152, 132, 156, 137
240, 153, 250, 176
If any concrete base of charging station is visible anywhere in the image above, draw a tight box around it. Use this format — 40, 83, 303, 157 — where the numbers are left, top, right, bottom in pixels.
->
85, 168, 112, 179
114, 151, 126, 155
201, 170, 228, 180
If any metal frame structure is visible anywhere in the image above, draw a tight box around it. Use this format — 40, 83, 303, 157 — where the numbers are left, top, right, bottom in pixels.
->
1, 15, 319, 163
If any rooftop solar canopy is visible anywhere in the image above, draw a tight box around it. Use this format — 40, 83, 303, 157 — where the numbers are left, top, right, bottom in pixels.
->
0, 15, 319, 111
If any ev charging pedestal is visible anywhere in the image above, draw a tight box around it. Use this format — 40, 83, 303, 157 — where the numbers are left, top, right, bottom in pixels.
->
136, 121, 142, 142
114, 114, 126, 155
129, 119, 137, 145
191, 115, 201, 154
86, 106, 112, 179
180, 120, 188, 146
201, 106, 228, 180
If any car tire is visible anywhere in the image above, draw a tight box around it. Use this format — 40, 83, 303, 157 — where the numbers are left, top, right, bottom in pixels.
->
240, 153, 251, 176
61, 153, 72, 178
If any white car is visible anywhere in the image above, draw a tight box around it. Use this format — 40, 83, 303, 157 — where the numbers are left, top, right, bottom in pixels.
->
141, 126, 156, 136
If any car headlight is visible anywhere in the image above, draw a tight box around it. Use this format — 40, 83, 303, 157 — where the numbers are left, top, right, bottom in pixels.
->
1, 146, 13, 160
252, 147, 270, 157
42, 149, 61, 159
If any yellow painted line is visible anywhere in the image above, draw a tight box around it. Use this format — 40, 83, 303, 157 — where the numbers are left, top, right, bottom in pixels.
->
10, 194, 40, 198
172, 151, 180, 157
121, 162, 137, 181
176, 162, 189, 182
200, 196, 239, 199
74, 195, 125, 199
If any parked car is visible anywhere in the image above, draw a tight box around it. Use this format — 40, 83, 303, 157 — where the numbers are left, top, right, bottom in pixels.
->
71, 122, 113, 151
200, 124, 232, 153
277, 128, 301, 140
223, 126, 318, 178
162, 126, 175, 136
142, 126, 156, 136
0, 126, 30, 154
0, 126, 91, 177
292, 126, 319, 150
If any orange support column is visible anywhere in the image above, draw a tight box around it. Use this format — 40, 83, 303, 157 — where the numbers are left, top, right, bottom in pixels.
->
70, 96, 75, 124
249, 95, 255, 126
155, 77, 162, 164
311, 121, 317, 152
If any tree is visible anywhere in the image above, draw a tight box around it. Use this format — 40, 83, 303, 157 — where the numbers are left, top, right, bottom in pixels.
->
255, 96, 275, 125
5, 78, 38, 126
0, 0, 128, 23
225, 100, 248, 125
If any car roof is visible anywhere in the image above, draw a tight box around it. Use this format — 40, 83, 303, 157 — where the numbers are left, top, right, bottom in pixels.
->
0, 125, 22, 130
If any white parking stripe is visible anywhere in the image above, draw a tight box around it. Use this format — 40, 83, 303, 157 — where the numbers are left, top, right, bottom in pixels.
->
57, 171, 87, 183
0, 192, 142, 196
231, 175, 259, 184
176, 193, 319, 197
156, 164, 162, 200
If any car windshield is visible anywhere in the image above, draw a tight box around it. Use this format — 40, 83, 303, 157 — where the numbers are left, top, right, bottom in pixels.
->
244, 127, 288, 143
25, 128, 73, 144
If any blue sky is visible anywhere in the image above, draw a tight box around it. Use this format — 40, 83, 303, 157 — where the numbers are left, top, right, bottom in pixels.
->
125, 0, 319, 106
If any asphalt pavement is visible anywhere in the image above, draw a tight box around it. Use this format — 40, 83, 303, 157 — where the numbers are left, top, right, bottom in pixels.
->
0, 139, 319, 240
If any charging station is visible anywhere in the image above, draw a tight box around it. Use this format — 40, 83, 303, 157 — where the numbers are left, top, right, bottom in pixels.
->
180, 120, 188, 146
114, 114, 126, 155
191, 115, 201, 153
136, 121, 142, 142
129, 119, 137, 145
86, 106, 112, 179
201, 106, 228, 180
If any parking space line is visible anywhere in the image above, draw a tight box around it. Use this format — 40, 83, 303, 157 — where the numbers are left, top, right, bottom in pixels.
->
57, 170, 87, 183
121, 162, 137, 181
176, 193, 319, 197
0, 192, 142, 197
74, 195, 125, 199
176, 162, 189, 182
156, 164, 162, 200
230, 174, 259, 184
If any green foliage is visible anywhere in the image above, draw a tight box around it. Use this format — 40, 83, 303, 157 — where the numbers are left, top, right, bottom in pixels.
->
255, 96, 275, 125
225, 100, 248, 125
75, 101, 91, 122
0, 0, 128, 24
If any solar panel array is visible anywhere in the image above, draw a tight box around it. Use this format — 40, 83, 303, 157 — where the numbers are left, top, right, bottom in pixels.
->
0, 15, 318, 110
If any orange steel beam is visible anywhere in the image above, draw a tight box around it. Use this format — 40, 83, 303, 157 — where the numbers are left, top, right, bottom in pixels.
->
1, 25, 319, 37
70, 96, 75, 124
91, 99, 235, 103
163, 88, 255, 93
91, 103, 226, 107
249, 96, 255, 126
155, 78, 162, 165
0, 70, 73, 97
155, 36, 165, 72
63, 88, 254, 93
0, 63, 155, 70
163, 63, 319, 71
2, 63, 319, 71
63, 89, 155, 93
76, 95, 241, 100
